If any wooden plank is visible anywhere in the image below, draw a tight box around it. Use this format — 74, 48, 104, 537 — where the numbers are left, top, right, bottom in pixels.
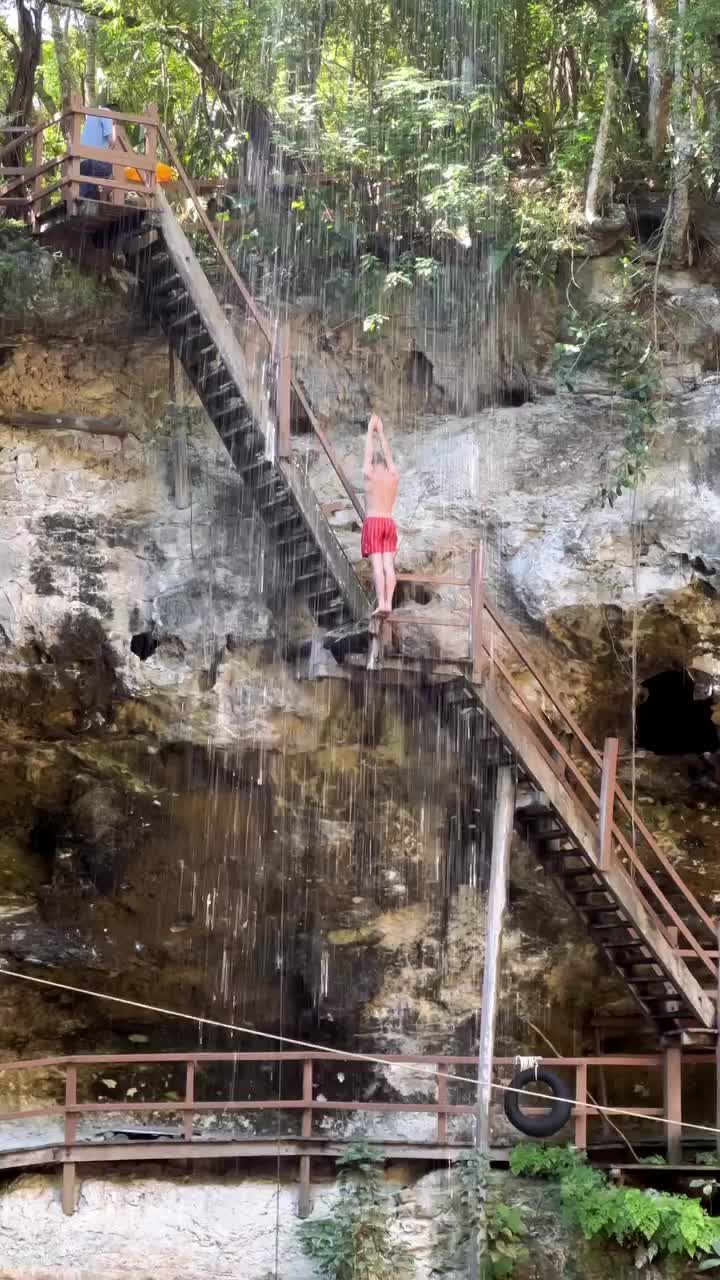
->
479, 678, 716, 1028
183, 1062, 195, 1142
0, 153, 67, 199
276, 322, 291, 460
0, 411, 127, 437
598, 737, 619, 869
470, 545, 485, 681
61, 1162, 76, 1215
476, 767, 515, 1153
298, 1058, 313, 1219
436, 1068, 449, 1143
73, 143, 156, 171
64, 1066, 77, 1146
574, 1063, 588, 1150
663, 1046, 682, 1163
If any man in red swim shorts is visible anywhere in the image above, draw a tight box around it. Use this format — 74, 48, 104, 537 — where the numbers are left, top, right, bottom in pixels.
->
361, 414, 399, 615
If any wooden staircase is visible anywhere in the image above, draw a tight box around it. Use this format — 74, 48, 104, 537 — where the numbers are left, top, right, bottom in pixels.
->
122, 192, 368, 631
2, 105, 716, 1039
438, 673, 716, 1034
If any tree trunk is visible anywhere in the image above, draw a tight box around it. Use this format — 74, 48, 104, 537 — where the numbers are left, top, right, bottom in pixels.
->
647, 0, 671, 160
665, 0, 692, 266
585, 61, 616, 224
84, 14, 98, 106
51, 7, 74, 111
5, 0, 43, 143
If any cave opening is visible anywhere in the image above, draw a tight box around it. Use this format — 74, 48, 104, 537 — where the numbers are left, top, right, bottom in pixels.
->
130, 631, 159, 661
636, 668, 718, 755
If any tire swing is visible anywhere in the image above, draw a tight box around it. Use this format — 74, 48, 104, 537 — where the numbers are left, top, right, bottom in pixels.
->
503, 1057, 573, 1139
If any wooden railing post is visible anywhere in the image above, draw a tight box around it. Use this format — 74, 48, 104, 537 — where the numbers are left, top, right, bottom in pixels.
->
62, 1064, 77, 1216
298, 1058, 313, 1218
436, 1066, 448, 1144
663, 1045, 682, 1163
470, 544, 485, 682
183, 1061, 195, 1142
29, 126, 43, 227
276, 322, 291, 460
598, 736, 619, 870
144, 103, 159, 205
574, 1062, 588, 1151
66, 94, 83, 214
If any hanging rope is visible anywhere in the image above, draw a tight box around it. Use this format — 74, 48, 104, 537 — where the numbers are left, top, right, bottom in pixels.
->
0, 964, 716, 1138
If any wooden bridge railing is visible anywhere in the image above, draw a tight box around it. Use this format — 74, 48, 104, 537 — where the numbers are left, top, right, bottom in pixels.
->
0, 100, 159, 223
0, 1048, 710, 1214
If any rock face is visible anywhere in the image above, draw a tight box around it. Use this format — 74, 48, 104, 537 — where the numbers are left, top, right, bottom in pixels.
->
0, 1166, 688, 1280
0, 257, 718, 1147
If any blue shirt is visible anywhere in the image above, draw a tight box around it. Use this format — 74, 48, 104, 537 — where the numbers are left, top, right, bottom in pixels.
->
81, 114, 113, 148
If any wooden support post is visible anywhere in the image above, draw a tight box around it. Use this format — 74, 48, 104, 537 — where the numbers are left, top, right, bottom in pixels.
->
574, 1062, 588, 1151
663, 1045, 682, 1164
62, 1063, 78, 1216
67, 94, 83, 214
144, 104, 158, 203
476, 766, 516, 1152
183, 1062, 195, 1142
436, 1067, 448, 1143
64, 1065, 77, 1146
298, 1058, 313, 1219
277, 323, 291, 460
30, 127, 43, 228
62, 1162, 77, 1216
470, 545, 485, 683
598, 736, 619, 870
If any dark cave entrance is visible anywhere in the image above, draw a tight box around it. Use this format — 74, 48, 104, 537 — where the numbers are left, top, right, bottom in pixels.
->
635, 669, 718, 755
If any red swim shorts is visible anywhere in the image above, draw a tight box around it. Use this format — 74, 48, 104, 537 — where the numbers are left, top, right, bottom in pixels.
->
361, 516, 398, 558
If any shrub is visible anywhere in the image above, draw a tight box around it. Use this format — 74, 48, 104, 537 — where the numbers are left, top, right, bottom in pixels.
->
299, 1143, 414, 1280
438, 1149, 529, 1279
511, 1143, 720, 1268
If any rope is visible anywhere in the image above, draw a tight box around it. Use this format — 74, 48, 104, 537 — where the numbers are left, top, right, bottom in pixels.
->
0, 964, 716, 1138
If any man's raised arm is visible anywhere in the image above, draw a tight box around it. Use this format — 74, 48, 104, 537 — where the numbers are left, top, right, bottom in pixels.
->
375, 416, 398, 475
364, 415, 378, 478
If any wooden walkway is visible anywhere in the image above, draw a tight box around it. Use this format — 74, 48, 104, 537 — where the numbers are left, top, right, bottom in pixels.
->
0, 1049, 712, 1216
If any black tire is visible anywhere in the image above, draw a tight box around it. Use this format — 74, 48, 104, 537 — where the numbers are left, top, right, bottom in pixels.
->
503, 1066, 573, 1138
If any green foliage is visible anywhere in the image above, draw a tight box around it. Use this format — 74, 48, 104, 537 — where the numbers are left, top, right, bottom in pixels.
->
511, 1143, 720, 1268
555, 294, 663, 504
699, 1240, 720, 1271
299, 1143, 414, 1280
509, 1143, 584, 1180
437, 1150, 529, 1279
0, 222, 113, 333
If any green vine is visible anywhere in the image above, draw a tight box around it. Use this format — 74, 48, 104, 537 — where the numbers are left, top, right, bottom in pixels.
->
299, 1143, 414, 1280
510, 1144, 720, 1269
436, 1150, 529, 1279
554, 297, 663, 506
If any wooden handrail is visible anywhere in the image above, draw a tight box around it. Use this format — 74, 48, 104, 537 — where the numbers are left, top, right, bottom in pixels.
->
156, 124, 366, 522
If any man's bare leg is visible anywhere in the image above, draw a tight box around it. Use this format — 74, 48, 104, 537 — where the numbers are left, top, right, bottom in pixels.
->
381, 551, 397, 613
369, 552, 388, 614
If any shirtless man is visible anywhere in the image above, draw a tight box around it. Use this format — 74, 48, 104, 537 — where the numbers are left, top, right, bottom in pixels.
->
362, 414, 399, 615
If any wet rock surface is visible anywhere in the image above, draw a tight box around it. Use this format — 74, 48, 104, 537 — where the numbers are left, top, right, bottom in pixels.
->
0, 292, 715, 1136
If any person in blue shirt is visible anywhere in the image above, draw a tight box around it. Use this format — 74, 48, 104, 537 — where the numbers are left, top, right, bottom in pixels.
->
80, 103, 119, 199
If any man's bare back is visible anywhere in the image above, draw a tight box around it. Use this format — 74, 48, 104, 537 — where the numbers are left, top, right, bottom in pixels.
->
361, 414, 399, 615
